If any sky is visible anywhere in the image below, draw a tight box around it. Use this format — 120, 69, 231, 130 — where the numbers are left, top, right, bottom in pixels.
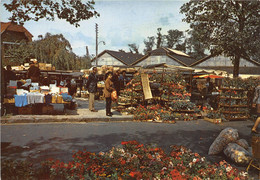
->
0, 0, 190, 57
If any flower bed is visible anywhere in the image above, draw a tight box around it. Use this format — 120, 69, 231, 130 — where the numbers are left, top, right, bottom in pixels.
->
36, 141, 252, 179
1, 141, 249, 179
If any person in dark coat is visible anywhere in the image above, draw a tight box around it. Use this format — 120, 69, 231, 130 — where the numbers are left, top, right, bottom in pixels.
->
27, 62, 40, 82
5, 65, 16, 84
86, 67, 98, 112
103, 72, 114, 116
112, 69, 120, 96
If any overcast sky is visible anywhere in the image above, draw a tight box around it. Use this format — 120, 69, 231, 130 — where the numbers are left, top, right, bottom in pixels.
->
1, 0, 190, 57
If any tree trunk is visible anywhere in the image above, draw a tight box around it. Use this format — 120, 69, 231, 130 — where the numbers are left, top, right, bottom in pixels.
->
233, 55, 240, 78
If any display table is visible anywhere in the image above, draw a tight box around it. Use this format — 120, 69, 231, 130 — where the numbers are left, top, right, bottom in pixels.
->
3, 97, 70, 115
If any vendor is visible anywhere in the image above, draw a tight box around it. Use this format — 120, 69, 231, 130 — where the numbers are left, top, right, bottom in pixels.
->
119, 70, 130, 89
27, 62, 40, 82
5, 65, 16, 84
112, 69, 121, 96
66, 79, 77, 98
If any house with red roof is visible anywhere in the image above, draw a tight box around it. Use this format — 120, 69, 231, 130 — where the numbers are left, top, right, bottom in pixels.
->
1, 21, 33, 65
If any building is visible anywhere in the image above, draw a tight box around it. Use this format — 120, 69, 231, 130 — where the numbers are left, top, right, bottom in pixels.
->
190, 54, 260, 76
132, 47, 197, 67
1, 21, 33, 65
91, 50, 143, 67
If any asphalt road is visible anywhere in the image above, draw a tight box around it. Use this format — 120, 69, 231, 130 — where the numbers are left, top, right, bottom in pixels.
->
1, 120, 256, 168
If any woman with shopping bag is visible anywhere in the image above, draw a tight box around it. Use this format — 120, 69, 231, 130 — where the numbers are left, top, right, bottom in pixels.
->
103, 72, 115, 117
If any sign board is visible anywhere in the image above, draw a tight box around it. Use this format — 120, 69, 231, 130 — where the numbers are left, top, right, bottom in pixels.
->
141, 73, 153, 99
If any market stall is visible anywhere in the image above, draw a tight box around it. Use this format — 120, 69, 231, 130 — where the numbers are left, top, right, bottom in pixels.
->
3, 68, 83, 114
115, 64, 201, 122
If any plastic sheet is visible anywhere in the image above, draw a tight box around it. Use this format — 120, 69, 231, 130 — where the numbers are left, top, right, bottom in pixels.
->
235, 139, 249, 150
208, 127, 239, 155
223, 143, 251, 164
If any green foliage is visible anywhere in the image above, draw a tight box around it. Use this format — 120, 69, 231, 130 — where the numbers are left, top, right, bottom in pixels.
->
166, 29, 183, 48
181, 0, 260, 76
128, 43, 140, 54
1, 160, 35, 180
4, 33, 91, 70
143, 36, 155, 54
4, 40, 33, 65
4, 0, 99, 27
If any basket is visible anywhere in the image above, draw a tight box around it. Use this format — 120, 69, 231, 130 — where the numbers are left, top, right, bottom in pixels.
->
251, 135, 260, 159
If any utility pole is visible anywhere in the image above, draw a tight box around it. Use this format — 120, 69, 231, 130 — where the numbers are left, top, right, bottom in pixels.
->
95, 23, 98, 67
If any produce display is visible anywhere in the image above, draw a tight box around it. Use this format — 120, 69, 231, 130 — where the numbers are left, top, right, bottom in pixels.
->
117, 72, 201, 122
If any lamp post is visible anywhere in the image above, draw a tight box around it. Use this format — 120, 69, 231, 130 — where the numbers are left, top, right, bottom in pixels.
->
95, 23, 106, 67
96, 40, 105, 67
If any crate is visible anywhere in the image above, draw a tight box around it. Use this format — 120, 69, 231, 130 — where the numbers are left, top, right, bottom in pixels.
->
18, 106, 33, 115
204, 117, 222, 124
252, 135, 260, 159
42, 105, 54, 114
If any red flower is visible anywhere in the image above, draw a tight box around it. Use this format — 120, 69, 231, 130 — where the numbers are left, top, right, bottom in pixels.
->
121, 141, 128, 145
121, 159, 126, 165
129, 171, 142, 179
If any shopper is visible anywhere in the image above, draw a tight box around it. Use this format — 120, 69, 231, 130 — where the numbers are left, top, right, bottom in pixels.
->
252, 82, 260, 133
86, 67, 98, 112
104, 72, 114, 117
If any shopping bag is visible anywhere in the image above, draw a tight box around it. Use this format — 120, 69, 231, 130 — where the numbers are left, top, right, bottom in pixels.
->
111, 90, 117, 101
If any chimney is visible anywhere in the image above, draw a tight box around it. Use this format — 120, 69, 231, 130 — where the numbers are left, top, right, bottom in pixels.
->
86, 46, 89, 57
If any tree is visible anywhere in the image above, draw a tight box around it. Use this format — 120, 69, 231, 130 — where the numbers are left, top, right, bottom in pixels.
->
4, 40, 33, 66
166, 29, 183, 48
4, 0, 99, 27
128, 43, 140, 54
5, 33, 89, 70
185, 30, 207, 60
181, 1, 260, 77
156, 28, 165, 48
143, 36, 155, 54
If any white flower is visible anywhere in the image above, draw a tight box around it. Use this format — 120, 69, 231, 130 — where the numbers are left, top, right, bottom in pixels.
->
239, 171, 248, 177
189, 162, 192, 168
226, 166, 232, 172
201, 157, 205, 162
193, 158, 197, 163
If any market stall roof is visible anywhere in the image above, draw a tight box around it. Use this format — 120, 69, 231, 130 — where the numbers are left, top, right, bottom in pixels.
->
193, 68, 227, 76
193, 74, 224, 79
142, 63, 194, 72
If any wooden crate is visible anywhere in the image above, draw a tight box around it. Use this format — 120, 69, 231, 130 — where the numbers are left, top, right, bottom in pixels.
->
18, 106, 33, 115
42, 105, 54, 114
204, 117, 222, 124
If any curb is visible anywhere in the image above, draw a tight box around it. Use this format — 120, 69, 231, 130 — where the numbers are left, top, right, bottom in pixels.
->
1, 115, 134, 124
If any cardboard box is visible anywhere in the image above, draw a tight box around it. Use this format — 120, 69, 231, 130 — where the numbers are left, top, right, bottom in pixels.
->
4, 98, 15, 103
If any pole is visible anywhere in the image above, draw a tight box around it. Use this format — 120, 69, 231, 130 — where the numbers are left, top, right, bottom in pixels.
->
95, 23, 98, 67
